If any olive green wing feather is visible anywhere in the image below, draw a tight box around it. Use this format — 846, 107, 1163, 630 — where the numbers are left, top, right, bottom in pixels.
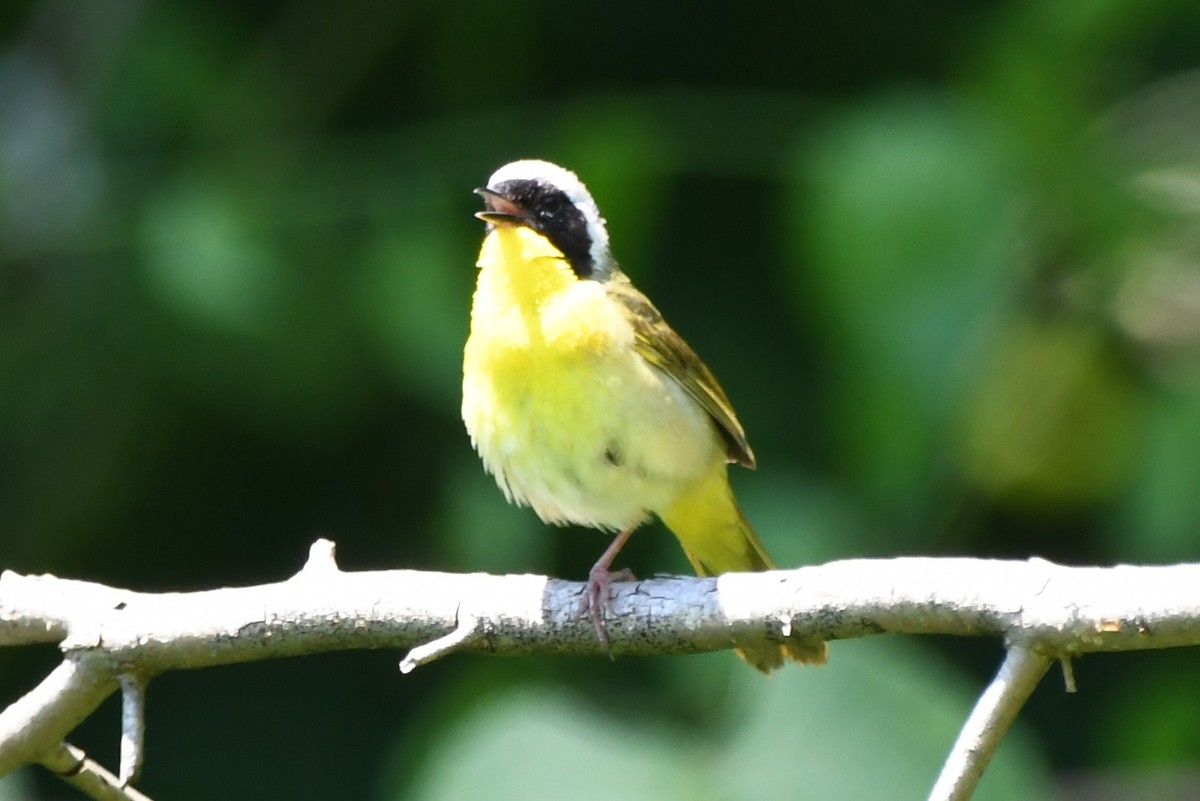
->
606, 276, 756, 468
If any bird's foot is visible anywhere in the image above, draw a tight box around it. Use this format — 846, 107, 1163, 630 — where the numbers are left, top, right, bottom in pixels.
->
581, 565, 636, 655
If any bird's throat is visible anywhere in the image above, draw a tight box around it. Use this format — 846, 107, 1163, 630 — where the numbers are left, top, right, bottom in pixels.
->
473, 226, 583, 344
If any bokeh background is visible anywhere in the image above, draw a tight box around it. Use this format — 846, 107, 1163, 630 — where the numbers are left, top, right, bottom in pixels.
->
3, 1, 1200, 799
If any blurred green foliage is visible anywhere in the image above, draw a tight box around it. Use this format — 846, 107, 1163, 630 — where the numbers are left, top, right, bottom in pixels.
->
3, 1, 1200, 798
398, 640, 1051, 801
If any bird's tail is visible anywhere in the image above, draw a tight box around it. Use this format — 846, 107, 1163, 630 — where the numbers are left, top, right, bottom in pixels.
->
659, 464, 827, 673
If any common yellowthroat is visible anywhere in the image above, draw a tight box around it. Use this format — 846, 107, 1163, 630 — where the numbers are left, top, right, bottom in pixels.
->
462, 160, 826, 672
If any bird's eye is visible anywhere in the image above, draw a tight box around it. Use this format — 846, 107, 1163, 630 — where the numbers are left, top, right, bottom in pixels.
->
538, 193, 564, 219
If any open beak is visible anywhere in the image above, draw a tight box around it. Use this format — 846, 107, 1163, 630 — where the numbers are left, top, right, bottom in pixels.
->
474, 187, 528, 225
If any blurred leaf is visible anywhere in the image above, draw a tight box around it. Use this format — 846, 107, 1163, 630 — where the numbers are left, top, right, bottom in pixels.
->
1097, 658, 1200, 766
437, 454, 553, 573
1107, 71, 1200, 396
141, 174, 283, 337
401, 688, 712, 801
357, 216, 470, 409
801, 93, 1022, 390
796, 93, 1023, 522
718, 638, 1053, 801
959, 319, 1138, 509
1113, 235, 1200, 392
137, 168, 372, 435
734, 467, 871, 564
1116, 393, 1200, 560
392, 639, 1052, 801
100, 3, 247, 144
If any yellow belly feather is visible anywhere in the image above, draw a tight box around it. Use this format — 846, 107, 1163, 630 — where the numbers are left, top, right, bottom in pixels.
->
462, 226, 717, 529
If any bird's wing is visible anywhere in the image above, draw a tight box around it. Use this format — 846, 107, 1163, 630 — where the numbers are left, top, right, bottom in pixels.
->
606, 275, 756, 469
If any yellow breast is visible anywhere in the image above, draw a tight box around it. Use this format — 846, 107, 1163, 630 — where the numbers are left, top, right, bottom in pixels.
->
461, 226, 718, 530
467, 226, 625, 359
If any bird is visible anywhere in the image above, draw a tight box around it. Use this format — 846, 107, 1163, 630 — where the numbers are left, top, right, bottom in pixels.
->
461, 159, 826, 672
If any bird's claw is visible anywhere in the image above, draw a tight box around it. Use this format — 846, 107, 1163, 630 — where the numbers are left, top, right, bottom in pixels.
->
581, 566, 636, 656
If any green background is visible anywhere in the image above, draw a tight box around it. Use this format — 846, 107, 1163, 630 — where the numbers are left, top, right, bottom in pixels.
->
3, 1, 1200, 798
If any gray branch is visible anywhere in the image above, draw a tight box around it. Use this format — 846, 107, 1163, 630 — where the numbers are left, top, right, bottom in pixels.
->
929, 645, 1052, 801
40, 742, 155, 801
2, 540, 1199, 800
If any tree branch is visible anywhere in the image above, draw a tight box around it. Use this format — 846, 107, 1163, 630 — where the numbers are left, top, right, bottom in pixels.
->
929, 645, 1052, 801
2, 541, 1199, 799
118, 674, 146, 786
40, 742, 155, 801
0, 659, 117, 776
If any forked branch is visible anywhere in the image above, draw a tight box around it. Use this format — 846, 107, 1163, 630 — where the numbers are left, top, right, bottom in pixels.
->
2, 541, 1198, 800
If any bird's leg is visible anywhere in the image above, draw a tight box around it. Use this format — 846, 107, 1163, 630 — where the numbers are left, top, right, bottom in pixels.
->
582, 525, 638, 653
